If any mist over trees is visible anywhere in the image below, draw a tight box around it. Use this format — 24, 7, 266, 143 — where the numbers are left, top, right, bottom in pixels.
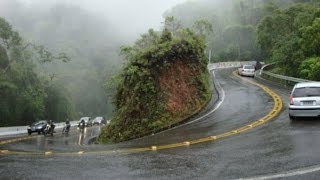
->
0, 16, 74, 126
0, 0, 128, 125
1, 0, 320, 126
165, 0, 320, 80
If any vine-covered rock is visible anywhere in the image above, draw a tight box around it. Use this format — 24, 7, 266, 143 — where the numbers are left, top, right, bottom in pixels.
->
97, 28, 210, 143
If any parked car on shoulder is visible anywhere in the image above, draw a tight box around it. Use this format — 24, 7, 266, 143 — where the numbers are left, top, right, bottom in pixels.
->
78, 117, 92, 127
27, 120, 47, 135
238, 64, 255, 77
289, 82, 320, 120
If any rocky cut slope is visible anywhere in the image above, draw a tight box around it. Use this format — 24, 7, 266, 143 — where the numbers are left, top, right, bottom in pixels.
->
97, 28, 211, 143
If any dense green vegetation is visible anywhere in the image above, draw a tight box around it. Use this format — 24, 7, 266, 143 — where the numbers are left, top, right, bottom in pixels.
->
0, 0, 126, 125
257, 3, 320, 80
97, 20, 211, 143
0, 17, 74, 126
165, 0, 320, 80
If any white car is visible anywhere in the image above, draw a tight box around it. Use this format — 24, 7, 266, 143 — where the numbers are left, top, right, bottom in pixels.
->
92, 116, 105, 125
238, 64, 255, 77
289, 82, 320, 120
78, 117, 92, 127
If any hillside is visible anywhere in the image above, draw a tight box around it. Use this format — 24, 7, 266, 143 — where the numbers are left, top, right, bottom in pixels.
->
97, 28, 211, 143
0, 0, 125, 120
165, 0, 320, 80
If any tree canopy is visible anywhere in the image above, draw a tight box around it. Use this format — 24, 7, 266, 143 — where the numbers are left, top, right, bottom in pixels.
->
257, 3, 320, 80
166, 0, 320, 80
0, 17, 74, 126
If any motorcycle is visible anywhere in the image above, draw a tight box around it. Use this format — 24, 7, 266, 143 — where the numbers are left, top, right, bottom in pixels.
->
43, 123, 55, 136
78, 121, 85, 132
62, 123, 71, 135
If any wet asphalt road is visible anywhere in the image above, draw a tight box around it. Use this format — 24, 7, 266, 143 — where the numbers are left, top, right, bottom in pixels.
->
1, 69, 320, 180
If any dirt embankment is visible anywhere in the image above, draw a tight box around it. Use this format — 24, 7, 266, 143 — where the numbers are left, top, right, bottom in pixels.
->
97, 28, 210, 143
159, 60, 197, 113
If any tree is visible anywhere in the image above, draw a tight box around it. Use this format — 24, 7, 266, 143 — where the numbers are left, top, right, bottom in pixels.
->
256, 3, 320, 78
299, 57, 320, 80
0, 44, 9, 68
192, 18, 213, 39
0, 17, 74, 126
163, 16, 182, 36
299, 18, 320, 57
0, 17, 22, 74
135, 29, 160, 49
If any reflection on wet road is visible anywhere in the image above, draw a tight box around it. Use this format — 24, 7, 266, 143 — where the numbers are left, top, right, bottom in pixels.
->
0, 125, 103, 152
1, 69, 320, 179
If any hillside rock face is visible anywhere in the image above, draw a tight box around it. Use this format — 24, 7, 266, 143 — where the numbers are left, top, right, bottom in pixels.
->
159, 60, 198, 113
97, 29, 210, 143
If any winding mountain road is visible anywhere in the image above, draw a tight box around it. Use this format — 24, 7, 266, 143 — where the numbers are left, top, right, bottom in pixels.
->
1, 68, 320, 180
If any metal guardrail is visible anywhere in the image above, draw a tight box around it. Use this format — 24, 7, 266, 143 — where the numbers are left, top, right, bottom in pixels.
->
208, 61, 255, 70
259, 63, 311, 85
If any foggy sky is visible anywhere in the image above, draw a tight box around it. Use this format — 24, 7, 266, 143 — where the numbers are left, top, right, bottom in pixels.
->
19, 0, 192, 37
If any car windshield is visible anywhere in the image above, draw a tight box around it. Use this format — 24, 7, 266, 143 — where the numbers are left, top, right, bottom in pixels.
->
243, 65, 254, 69
32, 121, 46, 126
293, 87, 320, 97
80, 117, 90, 121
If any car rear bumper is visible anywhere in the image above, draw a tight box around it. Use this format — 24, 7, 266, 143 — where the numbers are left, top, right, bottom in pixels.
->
289, 108, 320, 117
240, 71, 255, 77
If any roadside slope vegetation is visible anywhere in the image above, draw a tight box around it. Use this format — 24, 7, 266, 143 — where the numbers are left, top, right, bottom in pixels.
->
165, 0, 320, 81
98, 28, 210, 143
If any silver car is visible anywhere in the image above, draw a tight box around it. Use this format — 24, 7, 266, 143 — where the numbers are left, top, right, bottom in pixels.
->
289, 82, 320, 119
92, 116, 105, 125
78, 117, 92, 127
238, 64, 255, 77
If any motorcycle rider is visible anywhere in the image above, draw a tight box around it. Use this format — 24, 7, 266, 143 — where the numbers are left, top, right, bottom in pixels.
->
65, 118, 71, 131
79, 119, 85, 131
43, 120, 55, 136
49, 120, 55, 133
62, 118, 71, 135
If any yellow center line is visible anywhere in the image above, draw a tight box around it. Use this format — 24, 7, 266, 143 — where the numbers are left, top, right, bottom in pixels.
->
0, 70, 283, 156
0, 136, 35, 146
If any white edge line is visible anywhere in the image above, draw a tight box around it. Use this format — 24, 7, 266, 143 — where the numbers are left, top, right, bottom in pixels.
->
154, 70, 226, 135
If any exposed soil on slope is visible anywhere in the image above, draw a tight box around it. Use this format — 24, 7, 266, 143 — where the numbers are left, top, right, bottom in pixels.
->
158, 60, 197, 113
